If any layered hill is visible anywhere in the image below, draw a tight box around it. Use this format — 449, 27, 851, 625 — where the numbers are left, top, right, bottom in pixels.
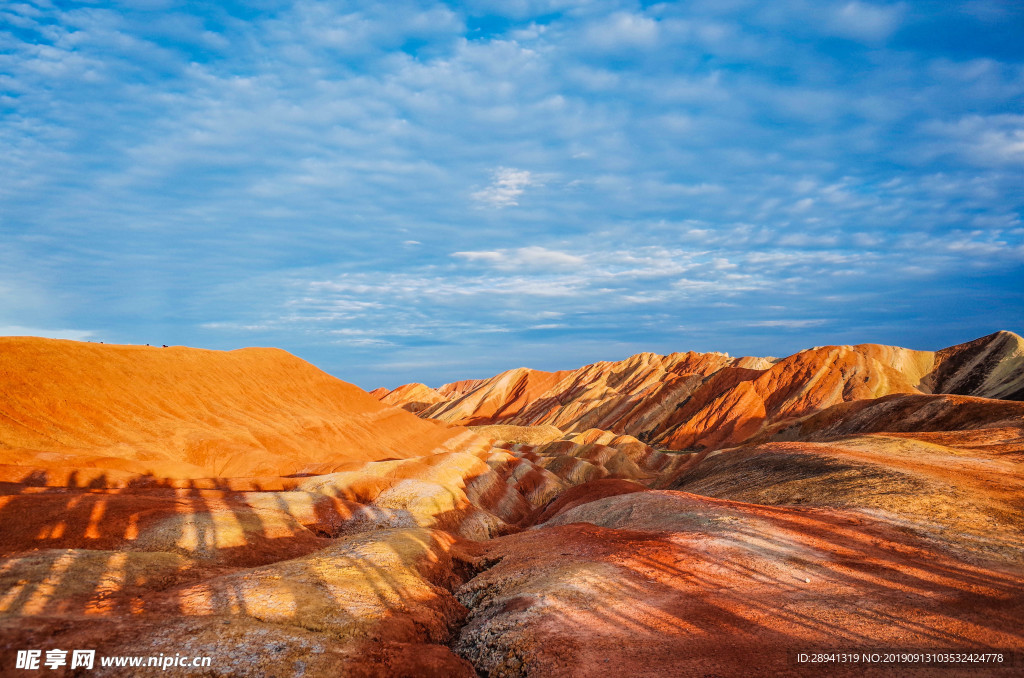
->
368, 382, 447, 413
0, 337, 472, 479
374, 330, 1024, 451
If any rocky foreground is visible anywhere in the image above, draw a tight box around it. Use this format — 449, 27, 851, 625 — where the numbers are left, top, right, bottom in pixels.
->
1, 335, 1023, 676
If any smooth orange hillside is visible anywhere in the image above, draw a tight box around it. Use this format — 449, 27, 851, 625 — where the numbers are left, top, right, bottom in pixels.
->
0, 337, 468, 479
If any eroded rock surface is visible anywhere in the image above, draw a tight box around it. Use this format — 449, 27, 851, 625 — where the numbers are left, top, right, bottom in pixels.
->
2, 335, 1023, 676
375, 331, 1024, 452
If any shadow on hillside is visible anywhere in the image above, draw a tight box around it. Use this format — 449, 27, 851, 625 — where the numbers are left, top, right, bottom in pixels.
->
456, 509, 1024, 675
2, 454, 1023, 676
0, 465, 474, 634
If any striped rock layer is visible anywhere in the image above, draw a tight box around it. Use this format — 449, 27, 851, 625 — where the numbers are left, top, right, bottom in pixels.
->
375, 330, 1024, 450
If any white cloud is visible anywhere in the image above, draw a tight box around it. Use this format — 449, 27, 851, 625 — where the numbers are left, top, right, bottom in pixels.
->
967, 124, 1024, 165
471, 167, 537, 207
921, 114, 1024, 166
247, 239, 873, 342
827, 2, 905, 42
583, 12, 660, 50
746, 319, 829, 329
452, 246, 585, 269
791, 197, 815, 212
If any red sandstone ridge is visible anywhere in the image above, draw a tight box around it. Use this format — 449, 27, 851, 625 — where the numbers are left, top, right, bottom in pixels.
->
420, 367, 574, 425
374, 331, 1024, 451
369, 382, 447, 413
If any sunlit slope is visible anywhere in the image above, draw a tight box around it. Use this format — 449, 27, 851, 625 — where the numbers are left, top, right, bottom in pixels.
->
925, 329, 1024, 400
0, 337, 467, 478
375, 331, 1024, 451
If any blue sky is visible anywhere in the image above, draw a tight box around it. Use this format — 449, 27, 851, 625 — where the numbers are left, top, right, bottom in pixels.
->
2, 0, 1022, 388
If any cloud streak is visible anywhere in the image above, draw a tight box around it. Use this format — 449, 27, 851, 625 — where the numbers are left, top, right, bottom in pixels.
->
452, 246, 585, 269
